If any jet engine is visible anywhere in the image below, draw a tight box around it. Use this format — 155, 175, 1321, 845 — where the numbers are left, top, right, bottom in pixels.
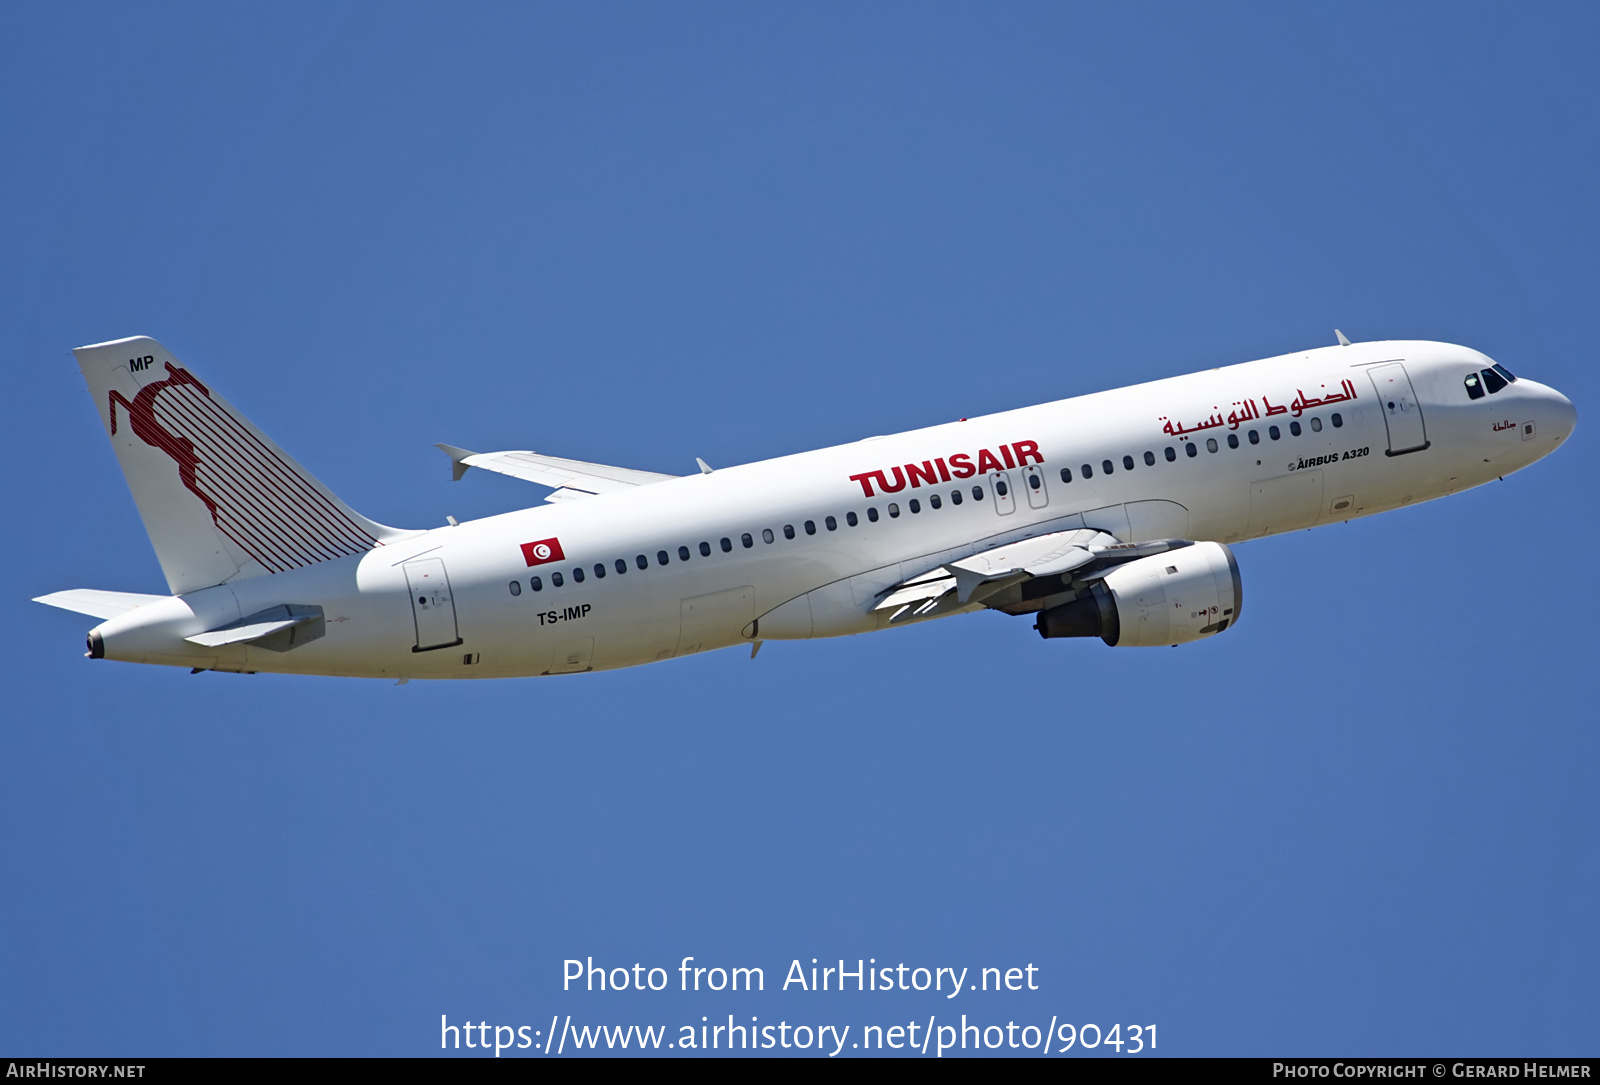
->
1035, 541, 1241, 647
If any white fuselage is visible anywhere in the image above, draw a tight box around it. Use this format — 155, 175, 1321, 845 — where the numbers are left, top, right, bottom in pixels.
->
88, 340, 1575, 678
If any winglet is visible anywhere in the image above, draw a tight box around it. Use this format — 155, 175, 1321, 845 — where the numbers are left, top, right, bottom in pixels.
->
696, 457, 714, 475
435, 443, 478, 482
1335, 329, 1351, 347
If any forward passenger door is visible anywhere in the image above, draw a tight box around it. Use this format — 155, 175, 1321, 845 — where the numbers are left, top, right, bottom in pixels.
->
1368, 363, 1428, 455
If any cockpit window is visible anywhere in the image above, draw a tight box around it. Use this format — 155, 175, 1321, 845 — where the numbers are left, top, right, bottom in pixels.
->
1481, 368, 1508, 395
1464, 373, 1484, 400
1492, 363, 1517, 384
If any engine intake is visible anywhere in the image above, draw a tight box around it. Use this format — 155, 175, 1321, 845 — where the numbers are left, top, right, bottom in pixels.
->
1036, 541, 1242, 647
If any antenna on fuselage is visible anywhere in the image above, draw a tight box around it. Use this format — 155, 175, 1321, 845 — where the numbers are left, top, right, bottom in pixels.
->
696, 457, 714, 474
1335, 329, 1352, 346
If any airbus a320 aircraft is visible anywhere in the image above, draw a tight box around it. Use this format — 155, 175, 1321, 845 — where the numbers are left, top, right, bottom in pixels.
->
35, 335, 1574, 679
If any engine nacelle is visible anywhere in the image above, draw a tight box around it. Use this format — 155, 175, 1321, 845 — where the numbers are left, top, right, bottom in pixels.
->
1035, 541, 1241, 647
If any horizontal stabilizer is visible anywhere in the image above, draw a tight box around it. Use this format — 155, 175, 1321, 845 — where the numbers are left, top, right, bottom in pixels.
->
184, 604, 325, 652
436, 444, 677, 498
33, 588, 169, 619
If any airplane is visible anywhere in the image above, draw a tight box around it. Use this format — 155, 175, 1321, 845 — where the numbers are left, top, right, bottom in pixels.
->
33, 333, 1575, 679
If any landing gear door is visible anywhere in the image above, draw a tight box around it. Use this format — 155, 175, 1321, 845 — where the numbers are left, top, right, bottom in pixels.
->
989, 470, 1016, 515
1368, 363, 1429, 455
404, 557, 463, 652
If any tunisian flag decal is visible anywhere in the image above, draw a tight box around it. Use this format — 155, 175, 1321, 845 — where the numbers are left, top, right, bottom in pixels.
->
520, 537, 565, 566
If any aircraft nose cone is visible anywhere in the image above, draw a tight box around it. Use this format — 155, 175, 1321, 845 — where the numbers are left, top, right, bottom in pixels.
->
1545, 385, 1577, 443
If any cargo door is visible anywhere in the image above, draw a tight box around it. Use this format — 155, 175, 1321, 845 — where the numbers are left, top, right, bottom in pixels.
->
548, 636, 593, 674
403, 557, 463, 652
1247, 470, 1324, 536
678, 585, 755, 655
1368, 363, 1429, 455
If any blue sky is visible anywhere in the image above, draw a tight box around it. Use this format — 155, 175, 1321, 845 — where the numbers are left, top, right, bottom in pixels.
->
2, 2, 1595, 1056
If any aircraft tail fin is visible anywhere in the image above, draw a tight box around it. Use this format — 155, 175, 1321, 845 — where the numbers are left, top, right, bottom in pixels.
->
73, 336, 407, 595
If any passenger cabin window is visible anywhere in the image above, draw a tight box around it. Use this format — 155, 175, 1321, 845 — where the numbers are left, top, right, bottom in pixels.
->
1029, 473, 1041, 489
573, 567, 585, 583
1226, 434, 1239, 448
657, 550, 670, 565
615, 559, 627, 574
762, 528, 776, 542
929, 494, 941, 509
1081, 463, 1093, 478
846, 512, 858, 526
721, 537, 732, 552
1206, 438, 1218, 453
1481, 368, 1508, 395
826, 515, 837, 530
995, 479, 1008, 496
508, 580, 521, 596
1101, 460, 1113, 475
1186, 442, 1197, 457
804, 520, 816, 535
678, 545, 691, 561
552, 572, 564, 587
531, 576, 543, 591
594, 563, 605, 578
1331, 413, 1343, 428
866, 508, 879, 523
1164, 447, 1176, 462
1144, 451, 1156, 466
1290, 421, 1302, 437
783, 525, 795, 539
742, 533, 754, 548
1310, 416, 1323, 432
1269, 425, 1281, 440
1060, 467, 1073, 483
699, 541, 712, 556
971, 486, 984, 500
888, 503, 900, 517
951, 489, 963, 505
1248, 430, 1259, 444
636, 554, 648, 570
909, 498, 921, 513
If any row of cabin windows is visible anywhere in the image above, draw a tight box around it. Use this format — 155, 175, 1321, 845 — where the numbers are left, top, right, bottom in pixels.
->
1464, 363, 1518, 400
504, 409, 1354, 598
506, 484, 997, 595
1056, 413, 1343, 482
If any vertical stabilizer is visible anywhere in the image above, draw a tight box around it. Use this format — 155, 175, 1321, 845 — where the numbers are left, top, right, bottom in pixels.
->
74, 336, 405, 594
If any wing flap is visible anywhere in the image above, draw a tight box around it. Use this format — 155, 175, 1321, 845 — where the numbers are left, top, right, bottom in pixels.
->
872, 528, 1193, 617
945, 529, 1119, 602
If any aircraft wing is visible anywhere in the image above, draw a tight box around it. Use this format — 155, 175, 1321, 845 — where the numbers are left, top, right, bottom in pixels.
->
873, 529, 1191, 624
435, 444, 678, 502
